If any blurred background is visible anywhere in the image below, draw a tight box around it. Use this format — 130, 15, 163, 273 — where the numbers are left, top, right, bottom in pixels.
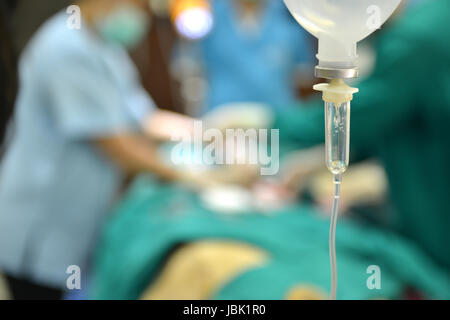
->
0, 0, 449, 300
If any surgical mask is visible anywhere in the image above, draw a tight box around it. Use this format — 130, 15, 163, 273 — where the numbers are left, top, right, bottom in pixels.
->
96, 5, 151, 49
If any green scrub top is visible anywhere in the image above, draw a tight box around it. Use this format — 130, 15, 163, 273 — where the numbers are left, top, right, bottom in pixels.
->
274, 0, 450, 270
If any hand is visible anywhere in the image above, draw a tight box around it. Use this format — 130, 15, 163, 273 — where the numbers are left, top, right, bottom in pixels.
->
202, 102, 274, 130
252, 180, 295, 212
175, 169, 223, 191
208, 164, 260, 187
310, 161, 388, 217
279, 146, 325, 194
175, 164, 260, 191
144, 110, 195, 142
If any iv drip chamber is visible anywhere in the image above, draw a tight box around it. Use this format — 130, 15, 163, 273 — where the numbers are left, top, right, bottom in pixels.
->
314, 79, 358, 175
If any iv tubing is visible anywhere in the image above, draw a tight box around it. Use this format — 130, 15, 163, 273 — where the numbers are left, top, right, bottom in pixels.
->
329, 173, 342, 300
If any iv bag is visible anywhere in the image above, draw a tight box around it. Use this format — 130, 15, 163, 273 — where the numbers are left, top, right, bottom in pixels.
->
284, 0, 402, 68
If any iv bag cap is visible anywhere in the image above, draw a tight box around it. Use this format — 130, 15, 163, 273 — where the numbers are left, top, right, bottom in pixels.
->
315, 66, 359, 80
314, 79, 359, 104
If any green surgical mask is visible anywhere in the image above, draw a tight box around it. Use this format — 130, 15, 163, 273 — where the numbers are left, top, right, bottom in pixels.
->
96, 5, 151, 49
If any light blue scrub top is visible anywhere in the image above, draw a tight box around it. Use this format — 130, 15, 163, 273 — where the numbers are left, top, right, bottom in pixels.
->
201, 0, 313, 111
0, 13, 154, 287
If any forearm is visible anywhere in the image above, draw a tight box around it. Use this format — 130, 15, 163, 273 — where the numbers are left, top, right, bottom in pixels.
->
95, 134, 180, 181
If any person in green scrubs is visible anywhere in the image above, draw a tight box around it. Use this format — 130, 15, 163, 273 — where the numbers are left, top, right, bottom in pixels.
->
275, 0, 450, 270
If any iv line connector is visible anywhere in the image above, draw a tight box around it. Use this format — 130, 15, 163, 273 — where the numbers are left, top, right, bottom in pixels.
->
333, 174, 343, 185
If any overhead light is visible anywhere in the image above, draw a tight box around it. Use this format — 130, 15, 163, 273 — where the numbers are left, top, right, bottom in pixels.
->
170, 0, 213, 40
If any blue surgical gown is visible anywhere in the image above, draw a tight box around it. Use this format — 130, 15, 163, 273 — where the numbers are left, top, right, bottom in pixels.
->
0, 12, 154, 287
201, 0, 314, 111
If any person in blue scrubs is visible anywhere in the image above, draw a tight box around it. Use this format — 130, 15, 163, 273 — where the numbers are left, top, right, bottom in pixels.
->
200, 0, 314, 111
0, 0, 197, 299
196, 0, 425, 113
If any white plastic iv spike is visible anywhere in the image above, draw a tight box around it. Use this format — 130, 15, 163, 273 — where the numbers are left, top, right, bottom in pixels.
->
313, 79, 359, 105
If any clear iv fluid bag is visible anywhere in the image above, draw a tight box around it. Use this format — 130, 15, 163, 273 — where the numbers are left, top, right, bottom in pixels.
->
284, 0, 402, 68
325, 101, 350, 175
283, 0, 401, 42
